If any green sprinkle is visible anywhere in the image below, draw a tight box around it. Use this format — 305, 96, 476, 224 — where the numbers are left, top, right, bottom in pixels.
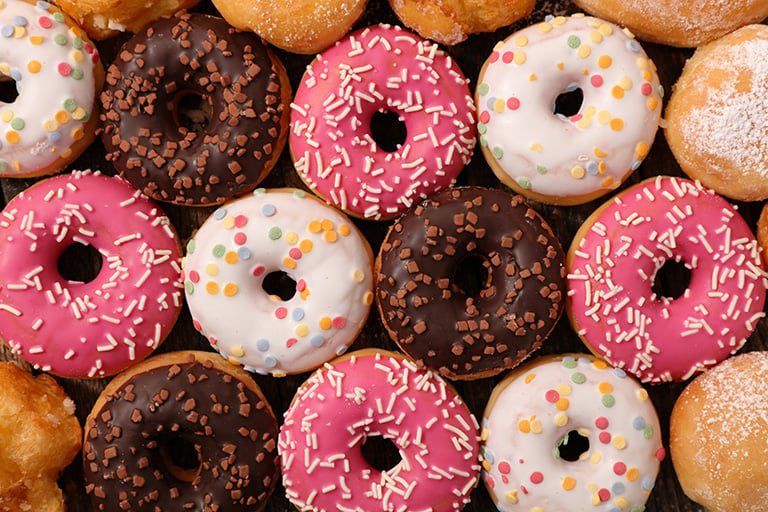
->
477, 123, 487, 135
53, 33, 67, 45
517, 177, 532, 190
184, 281, 195, 294
253, 188, 266, 195
292, 189, 306, 198
186, 239, 196, 254
477, 83, 490, 96
10, 118, 24, 130
212, 244, 226, 258
72, 37, 83, 49
71, 68, 84, 80
536, 164, 548, 174
52, 12, 65, 23
602, 394, 616, 408
643, 424, 654, 439
567, 35, 581, 48
562, 356, 577, 369
479, 135, 488, 148
63, 98, 77, 112
491, 145, 503, 159
268, 227, 282, 240
571, 372, 586, 384
658, 84, 665, 98
0, 160, 7, 172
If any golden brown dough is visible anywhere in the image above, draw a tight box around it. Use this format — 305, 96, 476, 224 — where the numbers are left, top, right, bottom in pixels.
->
54, 0, 201, 39
0, 363, 81, 512
389, 0, 534, 45
664, 25, 768, 202
573, 0, 768, 47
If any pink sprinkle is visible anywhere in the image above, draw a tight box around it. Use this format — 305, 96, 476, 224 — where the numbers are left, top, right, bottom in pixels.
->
192, 319, 202, 331
506, 97, 520, 110
570, 114, 583, 122
485, 475, 495, 489
252, 265, 265, 277
479, 111, 491, 124
599, 432, 611, 444
84, 43, 94, 54
656, 447, 666, 462
502, 51, 515, 64
530, 472, 543, 484
296, 279, 306, 292
209, 336, 217, 346
613, 462, 626, 475
289, 248, 302, 260
489, 51, 500, 63
545, 389, 559, 403
38, 16, 52, 28
189, 270, 200, 283
235, 215, 248, 228
286, 338, 298, 348
234, 232, 247, 245
498, 461, 510, 474
591, 75, 603, 87
332, 316, 346, 329
275, 307, 287, 319
641, 83, 653, 96
598, 489, 611, 502
595, 417, 609, 429
58, 63, 71, 76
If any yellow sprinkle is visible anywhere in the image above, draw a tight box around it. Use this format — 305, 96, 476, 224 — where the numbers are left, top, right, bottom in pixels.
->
598, 55, 612, 69
320, 218, 334, 231
647, 97, 659, 111
589, 31, 603, 43
636, 57, 649, 70
601, 176, 614, 188
532, 508, 544, 512
552, 16, 566, 25
492, 41, 504, 51
593, 359, 608, 370
205, 263, 219, 276
530, 417, 543, 434
480, 428, 489, 442
570, 166, 586, 179
619, 76, 633, 90
610, 118, 624, 131
538, 22, 553, 32
515, 35, 528, 47
590, 452, 602, 464
295, 324, 309, 337
530, 143, 543, 153
599, 23, 613, 36
525, 373, 536, 384
323, 230, 338, 243
588, 18, 602, 27
283, 257, 297, 269
71, 127, 84, 141
592, 493, 601, 506
71, 107, 86, 121
222, 216, 235, 229
556, 398, 570, 410
308, 220, 322, 233
339, 224, 351, 236
285, 231, 299, 244
635, 142, 649, 159
615, 497, 629, 509
611, 86, 625, 99
612, 436, 627, 449
594, 147, 607, 158
626, 468, 639, 481
598, 382, 613, 394
599, 162, 606, 174
577, 117, 592, 129
554, 413, 568, 427
69, 25, 85, 39
363, 291, 374, 305
71, 50, 84, 63
493, 98, 505, 112
597, 110, 611, 124
319, 317, 332, 330
205, 281, 219, 295
637, 388, 649, 401
505, 490, 519, 504
13, 26, 25, 38
562, 477, 576, 491
518, 419, 531, 433
5, 131, 18, 144
225, 251, 238, 264
300, 288, 310, 300
299, 239, 313, 253
231, 345, 245, 357
529, 73, 537, 81
223, 283, 238, 297
352, 268, 365, 283
60, 148, 72, 159
513, 51, 527, 65
577, 45, 591, 58
557, 383, 572, 396
55, 110, 69, 124
27, 60, 41, 73
1, 110, 13, 123
43, 119, 58, 132
29, 35, 43, 45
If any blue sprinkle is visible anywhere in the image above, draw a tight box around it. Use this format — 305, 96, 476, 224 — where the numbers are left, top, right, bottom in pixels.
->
612, 482, 626, 495
9, 69, 21, 81
578, 356, 591, 365
256, 339, 270, 352
13, 16, 27, 26
631, 159, 643, 170
237, 247, 251, 260
607, 507, 621, 512
261, 204, 276, 217
1, 25, 14, 38
482, 448, 495, 464
213, 208, 227, 220
564, 81, 579, 92
48, 131, 62, 143
264, 355, 277, 368
486, 96, 497, 110
627, 40, 641, 52
586, 161, 599, 175
613, 368, 627, 379
633, 416, 646, 430
335, 344, 348, 356
310, 335, 324, 347
292, 308, 305, 321
36, 1, 52, 11
545, 14, 554, 22
642, 476, 655, 491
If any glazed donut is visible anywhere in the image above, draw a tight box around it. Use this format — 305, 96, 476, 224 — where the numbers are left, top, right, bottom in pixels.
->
573, 0, 768, 48
211, 0, 367, 55
670, 351, 768, 512
290, 24, 476, 220
100, 11, 291, 206
183, 188, 374, 377
481, 354, 665, 511
278, 348, 481, 512
389, 0, 534, 46
0, 171, 183, 379
566, 176, 768, 383
0, 0, 103, 178
376, 186, 566, 380
83, 350, 279, 512
475, 14, 663, 206
53, 0, 201, 40
664, 24, 768, 202
0, 362, 81, 512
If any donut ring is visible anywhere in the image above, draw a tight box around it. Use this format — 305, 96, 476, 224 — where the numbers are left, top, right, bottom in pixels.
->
183, 188, 375, 376
290, 24, 476, 220
0, 0, 103, 178
100, 11, 291, 206
481, 354, 665, 511
476, 14, 663, 205
0, 171, 183, 378
278, 348, 481, 512
83, 350, 279, 512
376, 186, 566, 380
567, 176, 768, 383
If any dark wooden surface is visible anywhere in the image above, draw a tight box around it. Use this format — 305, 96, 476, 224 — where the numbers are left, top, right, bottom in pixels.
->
2, 0, 765, 510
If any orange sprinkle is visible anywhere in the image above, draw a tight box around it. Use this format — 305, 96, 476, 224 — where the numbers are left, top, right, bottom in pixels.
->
299, 239, 313, 253
635, 142, 649, 159
339, 224, 351, 237
598, 55, 612, 69
611, 86, 624, 99
29, 35, 43, 45
593, 360, 608, 369
524, 373, 536, 384
55, 110, 69, 124
647, 97, 659, 111
308, 220, 322, 233
223, 283, 238, 297
319, 317, 332, 330
626, 468, 639, 481
598, 382, 613, 394
562, 477, 576, 491
27, 60, 41, 73
205, 281, 219, 295
320, 219, 334, 231
225, 251, 238, 264
363, 291, 374, 305
610, 118, 624, 131
323, 230, 338, 243
283, 257, 297, 269
601, 176, 614, 188
555, 398, 570, 411
518, 419, 531, 433
5, 131, 19, 144
71, 127, 84, 141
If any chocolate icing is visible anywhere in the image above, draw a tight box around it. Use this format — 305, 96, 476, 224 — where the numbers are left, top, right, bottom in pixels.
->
376, 186, 566, 379
83, 354, 279, 511
100, 11, 287, 206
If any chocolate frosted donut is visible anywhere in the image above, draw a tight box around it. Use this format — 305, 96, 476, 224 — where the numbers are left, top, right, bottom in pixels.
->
375, 186, 566, 380
83, 351, 279, 512
100, 11, 290, 206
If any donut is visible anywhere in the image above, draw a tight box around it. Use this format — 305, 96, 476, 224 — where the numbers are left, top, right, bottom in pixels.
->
481, 353, 665, 511
573, 0, 768, 48
670, 351, 768, 512
0, 171, 183, 379
566, 176, 768, 383
100, 11, 291, 207
376, 186, 566, 380
0, 0, 103, 179
664, 24, 768, 202
83, 350, 279, 512
388, 0, 535, 46
278, 348, 481, 512
758, 203, 768, 268
475, 14, 663, 206
211, 0, 368, 55
183, 188, 375, 377
290, 23, 477, 220
0, 362, 81, 512
53, 0, 201, 40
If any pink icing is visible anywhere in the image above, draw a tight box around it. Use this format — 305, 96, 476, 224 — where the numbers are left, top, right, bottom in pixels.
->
567, 176, 768, 383
278, 349, 481, 511
0, 171, 183, 378
290, 24, 476, 220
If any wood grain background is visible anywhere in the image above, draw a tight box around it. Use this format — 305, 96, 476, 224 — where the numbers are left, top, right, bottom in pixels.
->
1, 0, 765, 510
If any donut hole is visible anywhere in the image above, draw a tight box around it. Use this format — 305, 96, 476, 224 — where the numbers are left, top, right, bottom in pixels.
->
556, 430, 590, 462
360, 434, 401, 471
57, 242, 103, 283
171, 90, 214, 133
262, 270, 297, 301
370, 109, 407, 152
453, 253, 492, 297
552, 84, 584, 119
159, 436, 202, 483
0, 77, 18, 104
651, 259, 692, 301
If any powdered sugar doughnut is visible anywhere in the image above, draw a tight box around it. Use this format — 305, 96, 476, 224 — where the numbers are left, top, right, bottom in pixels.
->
183, 188, 374, 376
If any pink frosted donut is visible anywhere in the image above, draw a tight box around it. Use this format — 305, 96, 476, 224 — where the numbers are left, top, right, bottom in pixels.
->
567, 176, 768, 383
279, 349, 481, 511
289, 24, 476, 220
0, 171, 183, 378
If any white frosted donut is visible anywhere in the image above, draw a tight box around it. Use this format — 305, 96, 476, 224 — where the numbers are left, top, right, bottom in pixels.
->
183, 188, 375, 376
476, 14, 663, 205
481, 354, 665, 511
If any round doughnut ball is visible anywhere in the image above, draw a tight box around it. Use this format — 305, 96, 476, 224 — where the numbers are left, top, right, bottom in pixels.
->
670, 351, 768, 512
664, 24, 768, 202
388, 0, 534, 45
376, 186, 566, 380
83, 351, 280, 512
757, 202, 768, 268
0, 171, 183, 379
53, 0, 201, 40
0, 0, 104, 178
279, 348, 481, 512
573, 0, 768, 48
476, 14, 663, 205
211, 0, 368, 55
481, 354, 665, 511
183, 188, 375, 377
290, 24, 476, 220
100, 11, 291, 206
567, 176, 768, 383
